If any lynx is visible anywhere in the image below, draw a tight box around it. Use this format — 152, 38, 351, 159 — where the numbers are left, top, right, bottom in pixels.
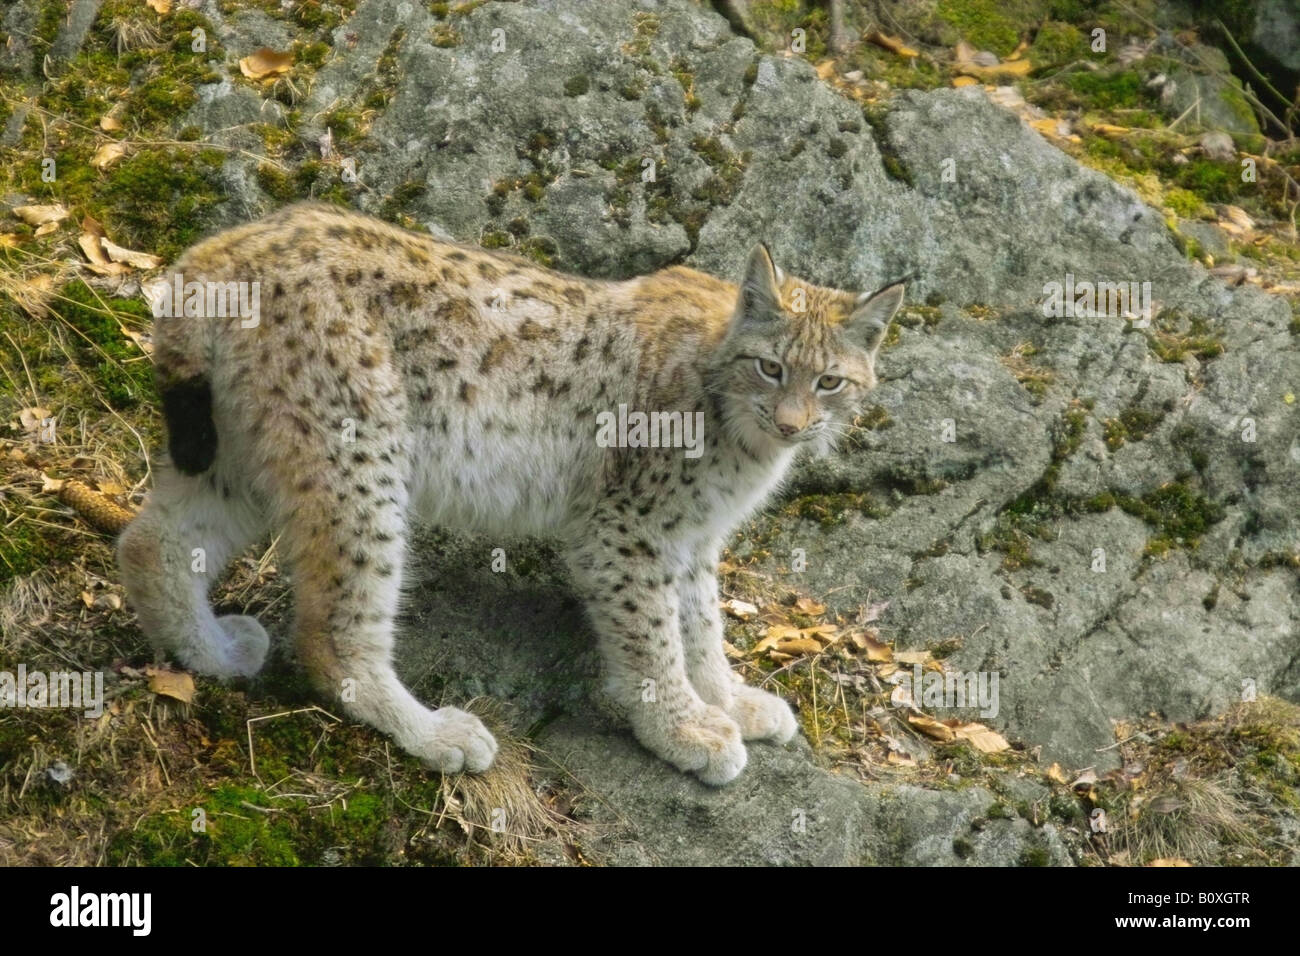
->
118, 202, 903, 785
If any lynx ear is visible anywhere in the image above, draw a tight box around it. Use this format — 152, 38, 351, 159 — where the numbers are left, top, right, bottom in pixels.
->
847, 281, 905, 360
737, 243, 784, 320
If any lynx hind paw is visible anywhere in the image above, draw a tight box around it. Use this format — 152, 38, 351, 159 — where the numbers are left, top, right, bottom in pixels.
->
730, 684, 798, 744
411, 707, 498, 774
200, 614, 269, 678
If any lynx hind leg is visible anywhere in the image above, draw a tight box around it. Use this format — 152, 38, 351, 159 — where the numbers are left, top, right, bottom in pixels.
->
274, 434, 496, 775
117, 466, 269, 678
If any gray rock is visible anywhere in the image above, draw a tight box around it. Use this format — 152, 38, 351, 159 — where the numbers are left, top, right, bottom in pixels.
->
146, 0, 1300, 863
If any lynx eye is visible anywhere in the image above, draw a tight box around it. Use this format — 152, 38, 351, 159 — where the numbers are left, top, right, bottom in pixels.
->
756, 358, 783, 383
817, 373, 845, 393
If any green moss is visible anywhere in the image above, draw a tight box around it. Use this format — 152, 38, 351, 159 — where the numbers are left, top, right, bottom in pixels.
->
863, 105, 913, 187
431, 24, 460, 47
52, 281, 158, 410
1103, 405, 1162, 451
1116, 482, 1224, 550
784, 493, 889, 527
1060, 69, 1146, 109
1018, 846, 1051, 866
564, 74, 590, 97
1028, 20, 1089, 66
936, 0, 1027, 57
480, 230, 511, 249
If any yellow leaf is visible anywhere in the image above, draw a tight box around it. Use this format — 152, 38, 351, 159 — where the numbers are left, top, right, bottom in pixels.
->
954, 722, 1010, 753
99, 114, 123, 132
951, 75, 979, 87
1091, 123, 1130, 136
1046, 762, 1068, 784
239, 48, 294, 81
147, 0, 172, 12
960, 58, 1032, 79
1148, 858, 1193, 867
814, 59, 837, 81
146, 666, 196, 703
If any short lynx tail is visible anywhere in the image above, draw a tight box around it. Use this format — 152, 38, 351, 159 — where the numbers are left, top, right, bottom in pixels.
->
160, 376, 217, 475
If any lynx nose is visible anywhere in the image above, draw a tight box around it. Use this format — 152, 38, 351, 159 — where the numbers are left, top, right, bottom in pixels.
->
777, 422, 798, 437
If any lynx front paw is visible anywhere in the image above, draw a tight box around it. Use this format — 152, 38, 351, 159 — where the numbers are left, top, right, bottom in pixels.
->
410, 707, 498, 774
637, 704, 747, 786
730, 684, 798, 743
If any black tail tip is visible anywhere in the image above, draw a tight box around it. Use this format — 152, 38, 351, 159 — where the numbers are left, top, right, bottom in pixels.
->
161, 376, 217, 475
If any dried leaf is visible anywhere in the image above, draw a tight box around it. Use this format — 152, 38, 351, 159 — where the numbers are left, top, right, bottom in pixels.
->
1071, 768, 1099, 789
91, 141, 128, 170
99, 114, 123, 132
147, 0, 172, 12
954, 722, 1010, 753
93, 593, 122, 611
1091, 123, 1130, 137
952, 75, 979, 87
886, 750, 916, 766
145, 665, 196, 704
722, 640, 744, 660
1046, 762, 1068, 784
792, 596, 825, 616
722, 598, 758, 621
239, 47, 294, 80
19, 407, 52, 432
100, 238, 162, 269
1148, 858, 1192, 867
854, 630, 892, 661
894, 649, 932, 665
12, 204, 69, 226
861, 601, 889, 624
79, 232, 126, 276
81, 214, 107, 237
908, 713, 956, 742
799, 623, 838, 643
772, 638, 823, 656
866, 31, 919, 58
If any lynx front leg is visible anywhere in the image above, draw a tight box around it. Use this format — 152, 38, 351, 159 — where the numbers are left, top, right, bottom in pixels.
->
566, 528, 746, 785
678, 545, 798, 745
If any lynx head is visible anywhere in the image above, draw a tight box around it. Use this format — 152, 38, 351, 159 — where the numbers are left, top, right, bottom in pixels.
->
710, 243, 904, 457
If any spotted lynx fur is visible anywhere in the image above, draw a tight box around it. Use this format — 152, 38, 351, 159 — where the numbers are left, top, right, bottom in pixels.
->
117, 202, 903, 785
